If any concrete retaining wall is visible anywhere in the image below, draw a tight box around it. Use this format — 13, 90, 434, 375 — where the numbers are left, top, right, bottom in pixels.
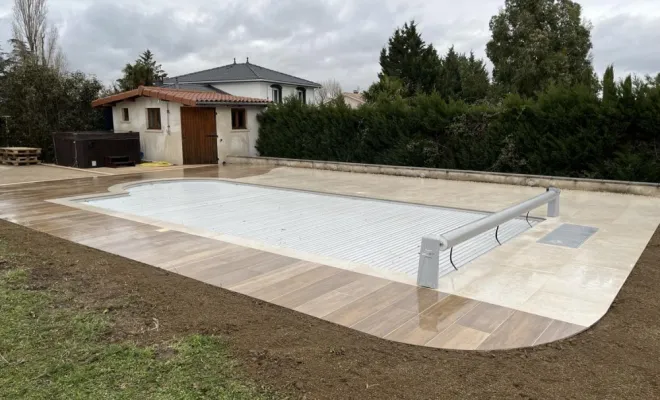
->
227, 156, 660, 197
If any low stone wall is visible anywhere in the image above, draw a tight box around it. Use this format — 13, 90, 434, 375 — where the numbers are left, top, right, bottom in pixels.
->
227, 156, 660, 197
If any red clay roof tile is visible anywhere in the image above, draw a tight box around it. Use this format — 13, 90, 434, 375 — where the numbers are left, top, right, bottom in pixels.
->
91, 86, 270, 107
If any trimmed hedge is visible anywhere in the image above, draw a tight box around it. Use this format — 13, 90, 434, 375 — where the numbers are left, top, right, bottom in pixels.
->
256, 86, 660, 183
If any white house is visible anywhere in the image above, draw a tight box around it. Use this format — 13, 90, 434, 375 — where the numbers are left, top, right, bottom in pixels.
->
92, 61, 321, 165
92, 86, 269, 165
162, 59, 321, 105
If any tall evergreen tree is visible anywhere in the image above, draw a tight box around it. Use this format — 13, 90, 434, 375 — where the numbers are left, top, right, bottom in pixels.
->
117, 49, 167, 91
486, 0, 595, 97
457, 52, 490, 102
377, 21, 442, 97
363, 75, 406, 102
438, 46, 462, 100
435, 48, 490, 103
602, 65, 617, 105
619, 75, 635, 107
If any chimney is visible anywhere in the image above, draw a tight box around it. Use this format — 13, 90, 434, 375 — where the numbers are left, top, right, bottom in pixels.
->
175, 77, 180, 89
233, 58, 236, 64
246, 57, 249, 64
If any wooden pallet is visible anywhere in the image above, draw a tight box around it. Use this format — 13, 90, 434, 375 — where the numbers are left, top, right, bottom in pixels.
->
0, 147, 42, 156
0, 147, 41, 166
0, 158, 40, 166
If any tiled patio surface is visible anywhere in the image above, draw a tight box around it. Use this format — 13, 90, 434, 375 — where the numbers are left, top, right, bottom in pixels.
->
2, 164, 658, 350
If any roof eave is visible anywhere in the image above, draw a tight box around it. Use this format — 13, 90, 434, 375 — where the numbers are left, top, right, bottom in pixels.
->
196, 101, 271, 107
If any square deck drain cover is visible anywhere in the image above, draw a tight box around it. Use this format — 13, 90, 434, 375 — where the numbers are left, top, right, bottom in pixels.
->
538, 224, 598, 248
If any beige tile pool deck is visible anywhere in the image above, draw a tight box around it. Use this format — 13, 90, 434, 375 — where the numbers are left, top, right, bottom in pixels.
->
1, 164, 658, 350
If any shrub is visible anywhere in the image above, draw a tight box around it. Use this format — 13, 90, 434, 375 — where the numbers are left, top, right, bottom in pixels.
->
256, 83, 660, 183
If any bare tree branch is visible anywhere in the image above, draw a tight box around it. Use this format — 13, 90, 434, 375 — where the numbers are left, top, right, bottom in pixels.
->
12, 0, 65, 71
315, 79, 343, 104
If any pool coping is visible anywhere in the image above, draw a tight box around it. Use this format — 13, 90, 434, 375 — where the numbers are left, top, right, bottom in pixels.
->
227, 156, 660, 197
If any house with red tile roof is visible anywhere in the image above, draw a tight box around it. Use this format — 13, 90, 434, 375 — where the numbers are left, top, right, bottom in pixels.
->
92, 60, 320, 165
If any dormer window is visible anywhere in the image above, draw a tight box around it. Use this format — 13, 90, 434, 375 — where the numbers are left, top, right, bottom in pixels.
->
270, 84, 282, 103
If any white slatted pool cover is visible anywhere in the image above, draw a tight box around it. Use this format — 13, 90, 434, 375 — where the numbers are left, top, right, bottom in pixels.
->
82, 181, 540, 279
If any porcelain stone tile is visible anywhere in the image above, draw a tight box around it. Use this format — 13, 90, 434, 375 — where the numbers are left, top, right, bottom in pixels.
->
540, 263, 629, 303
334, 274, 392, 298
295, 274, 392, 318
478, 311, 553, 350
388, 288, 449, 314
571, 249, 640, 271
436, 263, 492, 293
205, 267, 263, 288
456, 267, 552, 310
534, 320, 586, 345
295, 290, 356, 318
250, 266, 343, 302
270, 270, 359, 308
520, 291, 607, 327
323, 282, 415, 326
227, 261, 322, 294
498, 243, 576, 274
351, 304, 417, 337
5, 163, 658, 350
426, 324, 490, 350
171, 246, 264, 275
456, 302, 515, 333
183, 250, 279, 280
384, 295, 479, 345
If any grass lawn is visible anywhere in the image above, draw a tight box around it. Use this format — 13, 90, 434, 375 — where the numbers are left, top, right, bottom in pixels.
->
0, 243, 280, 400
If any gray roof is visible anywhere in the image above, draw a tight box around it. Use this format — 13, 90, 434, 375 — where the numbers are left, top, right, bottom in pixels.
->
163, 62, 321, 88
157, 83, 230, 94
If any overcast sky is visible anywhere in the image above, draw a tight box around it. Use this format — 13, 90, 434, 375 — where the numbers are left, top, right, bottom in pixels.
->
0, 0, 659, 91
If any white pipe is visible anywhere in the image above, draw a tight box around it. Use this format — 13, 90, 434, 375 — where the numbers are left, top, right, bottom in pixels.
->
436, 187, 560, 251
417, 187, 560, 289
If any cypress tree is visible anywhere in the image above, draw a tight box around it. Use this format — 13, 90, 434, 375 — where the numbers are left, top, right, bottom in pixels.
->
378, 21, 442, 97
438, 46, 462, 100
602, 65, 617, 105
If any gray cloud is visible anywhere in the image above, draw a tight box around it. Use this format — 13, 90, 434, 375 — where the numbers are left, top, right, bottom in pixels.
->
591, 13, 660, 78
0, 0, 659, 91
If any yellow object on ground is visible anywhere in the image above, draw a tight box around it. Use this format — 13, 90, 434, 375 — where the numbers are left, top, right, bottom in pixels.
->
140, 161, 173, 167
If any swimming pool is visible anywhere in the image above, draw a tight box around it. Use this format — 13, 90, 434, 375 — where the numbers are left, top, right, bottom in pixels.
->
81, 180, 540, 280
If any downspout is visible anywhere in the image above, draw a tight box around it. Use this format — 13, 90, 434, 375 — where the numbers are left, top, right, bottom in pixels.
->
166, 101, 171, 135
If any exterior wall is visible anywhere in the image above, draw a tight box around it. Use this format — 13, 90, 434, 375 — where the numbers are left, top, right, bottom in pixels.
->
112, 97, 266, 165
213, 81, 318, 105
277, 84, 316, 104
212, 82, 267, 99
343, 95, 365, 109
215, 106, 263, 162
306, 88, 318, 105
112, 97, 183, 165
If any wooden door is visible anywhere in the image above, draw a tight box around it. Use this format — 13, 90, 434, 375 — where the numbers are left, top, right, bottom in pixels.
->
181, 107, 218, 164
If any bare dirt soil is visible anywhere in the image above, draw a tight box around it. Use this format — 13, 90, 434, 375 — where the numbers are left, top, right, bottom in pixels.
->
1, 219, 658, 399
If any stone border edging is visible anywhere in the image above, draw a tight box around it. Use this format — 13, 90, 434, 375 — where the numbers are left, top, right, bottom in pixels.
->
227, 156, 660, 197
